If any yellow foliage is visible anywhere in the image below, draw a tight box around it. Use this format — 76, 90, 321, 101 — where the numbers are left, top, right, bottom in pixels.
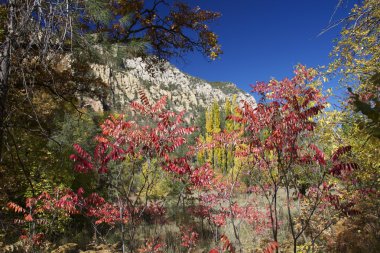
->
138, 160, 171, 199
316, 110, 380, 182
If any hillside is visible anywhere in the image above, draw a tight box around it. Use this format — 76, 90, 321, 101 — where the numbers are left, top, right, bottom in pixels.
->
87, 57, 255, 113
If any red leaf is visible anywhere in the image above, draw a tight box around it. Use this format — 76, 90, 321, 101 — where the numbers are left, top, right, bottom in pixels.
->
330, 163, 359, 176
24, 214, 33, 222
263, 241, 279, 253
7, 202, 26, 213
332, 146, 352, 162
138, 89, 150, 107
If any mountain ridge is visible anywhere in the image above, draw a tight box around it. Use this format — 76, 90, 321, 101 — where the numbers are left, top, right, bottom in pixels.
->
86, 57, 256, 114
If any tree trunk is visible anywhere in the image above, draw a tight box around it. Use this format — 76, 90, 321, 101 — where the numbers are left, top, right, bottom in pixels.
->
0, 39, 10, 160
120, 201, 126, 253
0, 1, 13, 160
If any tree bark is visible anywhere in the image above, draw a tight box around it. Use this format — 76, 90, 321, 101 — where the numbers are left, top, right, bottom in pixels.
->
0, 39, 10, 160
0, 1, 13, 160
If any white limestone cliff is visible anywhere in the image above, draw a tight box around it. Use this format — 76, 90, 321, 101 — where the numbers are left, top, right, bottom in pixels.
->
88, 57, 255, 113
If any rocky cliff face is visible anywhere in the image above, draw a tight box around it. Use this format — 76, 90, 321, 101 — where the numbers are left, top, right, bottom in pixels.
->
87, 57, 255, 113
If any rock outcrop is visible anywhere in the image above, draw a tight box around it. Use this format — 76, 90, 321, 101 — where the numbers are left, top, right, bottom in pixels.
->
86, 57, 255, 113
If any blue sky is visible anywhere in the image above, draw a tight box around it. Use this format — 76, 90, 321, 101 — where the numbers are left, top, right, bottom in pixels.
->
170, 0, 356, 103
